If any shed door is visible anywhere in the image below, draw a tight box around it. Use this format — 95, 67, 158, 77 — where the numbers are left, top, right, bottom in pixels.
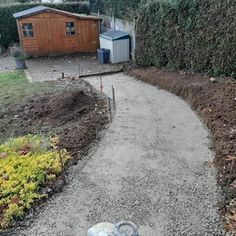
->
36, 18, 65, 54
77, 20, 99, 52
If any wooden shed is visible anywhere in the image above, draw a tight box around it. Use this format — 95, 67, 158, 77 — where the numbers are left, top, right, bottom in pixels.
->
13, 6, 101, 56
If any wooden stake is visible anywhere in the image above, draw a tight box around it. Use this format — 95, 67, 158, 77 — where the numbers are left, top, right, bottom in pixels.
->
100, 74, 103, 92
108, 97, 112, 121
112, 85, 116, 110
225, 159, 235, 203
78, 62, 81, 77
58, 149, 66, 184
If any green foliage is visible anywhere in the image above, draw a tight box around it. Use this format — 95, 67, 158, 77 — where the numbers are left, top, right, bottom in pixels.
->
90, 0, 144, 19
0, 71, 29, 110
135, 0, 236, 77
0, 135, 70, 229
13, 49, 26, 61
0, 71, 55, 111
0, 2, 90, 48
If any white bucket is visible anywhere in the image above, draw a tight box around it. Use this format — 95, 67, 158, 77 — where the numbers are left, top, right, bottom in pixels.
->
87, 221, 139, 236
87, 222, 115, 236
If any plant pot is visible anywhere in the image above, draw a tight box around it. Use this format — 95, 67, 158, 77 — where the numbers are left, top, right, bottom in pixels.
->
15, 59, 26, 69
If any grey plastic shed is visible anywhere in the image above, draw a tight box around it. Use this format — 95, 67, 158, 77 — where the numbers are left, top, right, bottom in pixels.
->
99, 30, 130, 64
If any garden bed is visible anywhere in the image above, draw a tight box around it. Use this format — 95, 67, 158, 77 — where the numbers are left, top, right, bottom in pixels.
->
0, 135, 70, 229
127, 67, 236, 232
0, 71, 108, 230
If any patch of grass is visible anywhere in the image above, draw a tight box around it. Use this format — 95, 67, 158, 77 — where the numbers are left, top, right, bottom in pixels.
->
0, 71, 26, 107
0, 135, 70, 229
0, 71, 61, 111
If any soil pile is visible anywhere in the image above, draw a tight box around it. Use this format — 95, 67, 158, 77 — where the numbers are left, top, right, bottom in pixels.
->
127, 68, 236, 231
19, 90, 97, 125
0, 88, 108, 156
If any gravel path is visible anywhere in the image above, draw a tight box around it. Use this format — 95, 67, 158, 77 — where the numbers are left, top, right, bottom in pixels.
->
19, 73, 226, 235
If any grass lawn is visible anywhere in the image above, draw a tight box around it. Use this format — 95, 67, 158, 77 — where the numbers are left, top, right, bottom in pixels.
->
0, 71, 60, 111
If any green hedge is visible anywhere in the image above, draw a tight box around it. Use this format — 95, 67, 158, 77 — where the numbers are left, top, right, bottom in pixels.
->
90, 0, 142, 20
135, 0, 236, 77
0, 2, 90, 49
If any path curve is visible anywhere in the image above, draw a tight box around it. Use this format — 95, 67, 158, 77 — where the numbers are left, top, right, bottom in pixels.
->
19, 73, 226, 235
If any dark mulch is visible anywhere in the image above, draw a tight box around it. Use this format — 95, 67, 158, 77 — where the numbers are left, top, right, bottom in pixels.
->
127, 67, 236, 232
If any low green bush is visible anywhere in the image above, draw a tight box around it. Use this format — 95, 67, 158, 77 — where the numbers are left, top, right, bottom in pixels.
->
135, 0, 236, 77
0, 2, 90, 49
0, 135, 70, 229
12, 49, 26, 61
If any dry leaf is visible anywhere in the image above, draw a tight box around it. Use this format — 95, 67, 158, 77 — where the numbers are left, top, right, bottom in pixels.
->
224, 223, 235, 231
208, 161, 214, 168
10, 196, 20, 205
225, 155, 236, 161
0, 152, 7, 159
227, 214, 236, 222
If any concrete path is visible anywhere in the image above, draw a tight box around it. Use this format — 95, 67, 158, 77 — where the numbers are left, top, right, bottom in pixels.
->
19, 73, 226, 235
0, 54, 122, 81
0, 55, 15, 72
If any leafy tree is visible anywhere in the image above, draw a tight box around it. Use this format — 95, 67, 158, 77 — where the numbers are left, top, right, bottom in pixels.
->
90, 0, 143, 19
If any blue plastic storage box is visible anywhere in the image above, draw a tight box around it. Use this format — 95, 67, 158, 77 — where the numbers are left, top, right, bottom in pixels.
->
97, 48, 110, 64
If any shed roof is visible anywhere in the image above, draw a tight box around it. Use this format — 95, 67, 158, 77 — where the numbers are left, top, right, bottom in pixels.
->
13, 5, 101, 21
100, 30, 130, 41
13, 6, 47, 19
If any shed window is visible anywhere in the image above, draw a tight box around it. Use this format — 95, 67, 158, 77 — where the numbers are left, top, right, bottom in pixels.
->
22, 23, 34, 37
66, 22, 75, 36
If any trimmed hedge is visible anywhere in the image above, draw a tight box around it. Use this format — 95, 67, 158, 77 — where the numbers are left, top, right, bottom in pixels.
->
135, 0, 236, 77
0, 2, 90, 49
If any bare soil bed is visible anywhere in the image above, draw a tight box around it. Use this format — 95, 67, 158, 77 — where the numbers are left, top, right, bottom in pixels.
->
0, 78, 108, 156
128, 67, 236, 232
0, 77, 108, 231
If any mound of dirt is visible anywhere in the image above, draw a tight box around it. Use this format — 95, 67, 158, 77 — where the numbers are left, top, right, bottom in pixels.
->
19, 90, 97, 125
127, 67, 236, 232
0, 87, 108, 157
